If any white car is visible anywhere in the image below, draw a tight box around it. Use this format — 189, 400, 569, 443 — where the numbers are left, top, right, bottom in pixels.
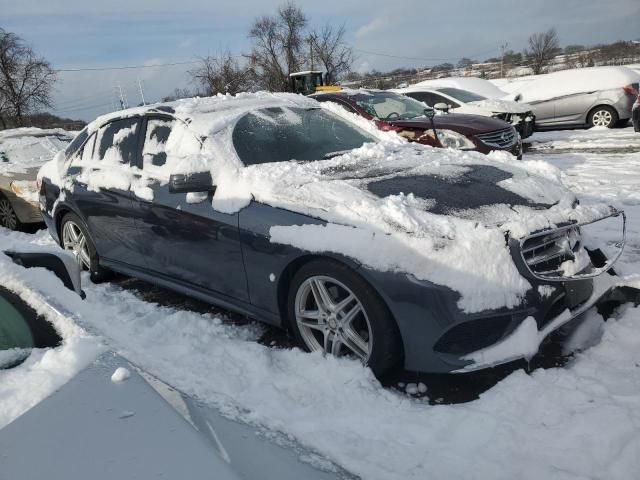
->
393, 83, 535, 138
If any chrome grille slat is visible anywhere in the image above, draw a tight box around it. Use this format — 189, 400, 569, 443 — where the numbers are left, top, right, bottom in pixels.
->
476, 127, 518, 148
521, 226, 580, 274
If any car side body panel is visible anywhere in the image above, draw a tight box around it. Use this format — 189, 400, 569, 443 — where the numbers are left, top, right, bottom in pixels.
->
131, 183, 249, 302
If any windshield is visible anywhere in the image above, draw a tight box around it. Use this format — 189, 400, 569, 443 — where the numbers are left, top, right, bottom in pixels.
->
437, 88, 487, 103
352, 92, 427, 120
232, 107, 377, 165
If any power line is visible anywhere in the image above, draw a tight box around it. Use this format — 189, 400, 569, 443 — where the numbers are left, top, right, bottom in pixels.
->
353, 46, 501, 64
55, 59, 199, 73
353, 48, 457, 62
56, 101, 114, 114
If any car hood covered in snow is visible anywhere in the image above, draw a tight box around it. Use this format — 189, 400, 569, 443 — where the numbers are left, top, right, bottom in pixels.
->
466, 98, 533, 114
211, 140, 613, 313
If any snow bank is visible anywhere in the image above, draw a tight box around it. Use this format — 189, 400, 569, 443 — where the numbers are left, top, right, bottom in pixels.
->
73, 265, 640, 480
493, 66, 640, 104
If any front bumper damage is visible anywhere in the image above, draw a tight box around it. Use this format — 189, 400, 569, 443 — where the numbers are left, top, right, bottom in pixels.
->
452, 210, 636, 372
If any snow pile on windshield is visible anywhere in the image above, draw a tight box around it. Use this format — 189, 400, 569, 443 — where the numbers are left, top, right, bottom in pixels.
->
493, 66, 640, 103
0, 128, 73, 175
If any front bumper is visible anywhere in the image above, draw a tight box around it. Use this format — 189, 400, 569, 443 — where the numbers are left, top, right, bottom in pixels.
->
452, 273, 617, 372
450, 210, 626, 372
363, 210, 627, 374
1, 189, 42, 224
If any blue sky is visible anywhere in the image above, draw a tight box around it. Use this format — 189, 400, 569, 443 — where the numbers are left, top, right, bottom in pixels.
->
2, 0, 639, 121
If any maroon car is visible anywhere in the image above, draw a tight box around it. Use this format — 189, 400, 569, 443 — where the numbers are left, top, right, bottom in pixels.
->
311, 90, 523, 159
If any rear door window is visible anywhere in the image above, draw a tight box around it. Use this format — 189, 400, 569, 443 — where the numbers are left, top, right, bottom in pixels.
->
94, 117, 141, 165
142, 117, 175, 169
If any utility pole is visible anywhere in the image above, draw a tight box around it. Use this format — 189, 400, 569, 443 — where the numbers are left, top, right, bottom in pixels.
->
500, 42, 508, 78
137, 79, 146, 106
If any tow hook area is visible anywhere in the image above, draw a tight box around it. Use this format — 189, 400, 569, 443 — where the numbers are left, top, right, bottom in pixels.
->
596, 285, 640, 318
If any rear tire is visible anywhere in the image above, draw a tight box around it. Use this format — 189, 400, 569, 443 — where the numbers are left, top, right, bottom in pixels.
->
588, 106, 618, 128
59, 212, 111, 283
0, 195, 23, 231
287, 259, 402, 377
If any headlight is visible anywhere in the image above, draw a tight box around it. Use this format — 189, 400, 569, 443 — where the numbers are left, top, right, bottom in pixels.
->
10, 180, 39, 203
436, 129, 476, 150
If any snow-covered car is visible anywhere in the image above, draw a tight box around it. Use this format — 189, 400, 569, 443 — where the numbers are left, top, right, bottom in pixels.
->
312, 89, 524, 158
0, 247, 346, 480
0, 128, 73, 230
392, 84, 536, 139
38, 92, 625, 376
493, 66, 640, 129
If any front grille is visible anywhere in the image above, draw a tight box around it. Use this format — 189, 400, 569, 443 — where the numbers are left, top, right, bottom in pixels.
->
521, 227, 581, 276
476, 127, 518, 148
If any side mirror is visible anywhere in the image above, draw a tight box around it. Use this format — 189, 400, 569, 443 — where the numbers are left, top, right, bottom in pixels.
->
433, 102, 450, 113
424, 107, 436, 119
169, 172, 215, 194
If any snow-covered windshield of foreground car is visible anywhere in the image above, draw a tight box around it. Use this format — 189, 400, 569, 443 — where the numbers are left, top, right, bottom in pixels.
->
232, 107, 377, 165
353, 92, 427, 121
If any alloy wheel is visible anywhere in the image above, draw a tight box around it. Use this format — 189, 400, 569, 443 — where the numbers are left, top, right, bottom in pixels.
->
592, 109, 613, 127
294, 275, 372, 362
62, 221, 91, 270
0, 199, 18, 230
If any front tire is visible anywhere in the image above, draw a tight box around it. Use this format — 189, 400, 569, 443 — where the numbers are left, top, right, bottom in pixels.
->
588, 106, 618, 128
59, 212, 110, 283
287, 259, 402, 377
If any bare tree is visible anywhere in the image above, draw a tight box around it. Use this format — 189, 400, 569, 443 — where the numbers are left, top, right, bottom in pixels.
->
524, 28, 560, 74
0, 28, 56, 127
279, 2, 307, 75
189, 52, 253, 96
248, 2, 307, 91
309, 24, 353, 84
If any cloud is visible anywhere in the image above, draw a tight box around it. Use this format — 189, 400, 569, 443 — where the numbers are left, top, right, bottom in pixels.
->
355, 18, 385, 39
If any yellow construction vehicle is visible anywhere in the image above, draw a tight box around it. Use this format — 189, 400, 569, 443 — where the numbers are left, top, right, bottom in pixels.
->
289, 71, 342, 95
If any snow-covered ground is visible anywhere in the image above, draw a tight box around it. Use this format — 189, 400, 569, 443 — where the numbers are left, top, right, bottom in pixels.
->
2, 126, 640, 480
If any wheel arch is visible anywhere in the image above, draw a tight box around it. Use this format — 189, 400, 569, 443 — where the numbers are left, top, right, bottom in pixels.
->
276, 253, 396, 333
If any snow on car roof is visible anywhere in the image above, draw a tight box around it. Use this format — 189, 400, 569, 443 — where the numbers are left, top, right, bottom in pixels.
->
89, 91, 319, 138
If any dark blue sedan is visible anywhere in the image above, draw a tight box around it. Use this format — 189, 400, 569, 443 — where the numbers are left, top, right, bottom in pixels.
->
38, 93, 623, 376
